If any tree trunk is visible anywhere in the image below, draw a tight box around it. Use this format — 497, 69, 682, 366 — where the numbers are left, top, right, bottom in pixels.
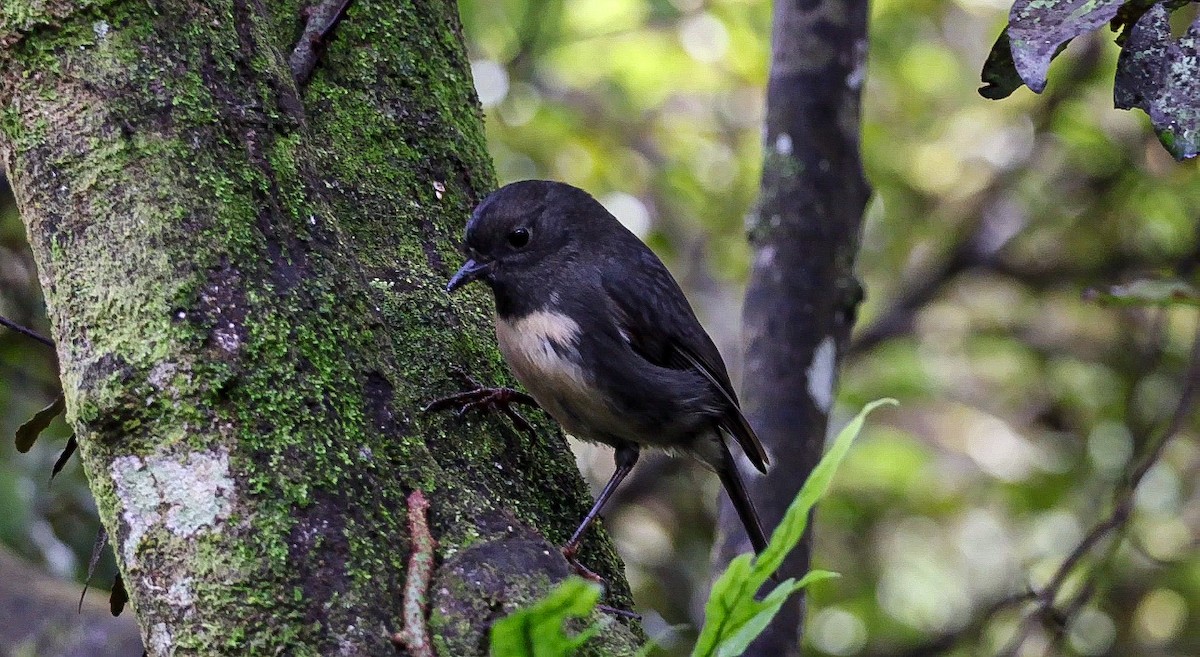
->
0, 1, 639, 654
712, 0, 871, 654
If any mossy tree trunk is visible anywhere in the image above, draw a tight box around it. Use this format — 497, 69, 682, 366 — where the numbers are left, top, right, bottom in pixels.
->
712, 0, 871, 654
0, 1, 638, 654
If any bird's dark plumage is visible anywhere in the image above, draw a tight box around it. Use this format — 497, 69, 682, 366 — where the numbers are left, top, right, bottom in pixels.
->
448, 180, 770, 555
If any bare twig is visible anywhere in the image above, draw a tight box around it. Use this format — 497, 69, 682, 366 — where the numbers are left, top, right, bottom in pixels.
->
391, 490, 436, 657
289, 0, 354, 86
860, 591, 1034, 657
0, 313, 54, 348
998, 321, 1200, 656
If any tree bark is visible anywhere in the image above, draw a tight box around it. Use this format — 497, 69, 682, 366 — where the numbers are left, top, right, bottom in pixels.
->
713, 0, 871, 654
0, 1, 639, 654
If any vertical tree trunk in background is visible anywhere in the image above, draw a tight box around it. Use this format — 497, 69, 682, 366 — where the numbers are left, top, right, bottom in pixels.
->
713, 0, 871, 654
0, 1, 639, 654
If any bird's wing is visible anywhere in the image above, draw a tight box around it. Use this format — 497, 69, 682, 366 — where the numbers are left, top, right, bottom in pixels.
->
600, 247, 769, 473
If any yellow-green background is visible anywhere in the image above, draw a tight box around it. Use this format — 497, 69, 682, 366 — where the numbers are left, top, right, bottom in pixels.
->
2, 0, 1198, 654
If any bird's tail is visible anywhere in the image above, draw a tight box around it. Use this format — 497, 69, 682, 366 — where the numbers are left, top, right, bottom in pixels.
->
716, 441, 769, 554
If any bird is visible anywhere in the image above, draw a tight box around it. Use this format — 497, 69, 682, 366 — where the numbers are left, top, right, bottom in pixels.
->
443, 179, 770, 574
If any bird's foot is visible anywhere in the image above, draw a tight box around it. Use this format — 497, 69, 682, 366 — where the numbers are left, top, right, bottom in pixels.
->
561, 541, 605, 584
597, 604, 642, 620
422, 385, 536, 416
561, 543, 640, 619
423, 372, 540, 434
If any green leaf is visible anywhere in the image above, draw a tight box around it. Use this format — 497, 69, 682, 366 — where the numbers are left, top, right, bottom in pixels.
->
15, 394, 65, 453
489, 578, 604, 657
692, 399, 896, 657
1083, 279, 1200, 307
713, 571, 840, 657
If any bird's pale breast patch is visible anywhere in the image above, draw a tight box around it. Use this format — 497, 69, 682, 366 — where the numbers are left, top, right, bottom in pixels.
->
495, 310, 616, 441
496, 310, 587, 390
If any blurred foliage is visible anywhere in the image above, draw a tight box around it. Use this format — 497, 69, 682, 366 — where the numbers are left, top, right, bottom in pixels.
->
2, 0, 1200, 655
492, 400, 887, 656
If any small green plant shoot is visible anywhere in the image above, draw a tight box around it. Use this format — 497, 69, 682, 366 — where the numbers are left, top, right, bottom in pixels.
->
489, 577, 606, 657
489, 399, 897, 657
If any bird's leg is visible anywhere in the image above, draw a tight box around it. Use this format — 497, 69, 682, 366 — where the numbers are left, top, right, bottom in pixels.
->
596, 604, 642, 621
562, 445, 640, 583
422, 370, 540, 434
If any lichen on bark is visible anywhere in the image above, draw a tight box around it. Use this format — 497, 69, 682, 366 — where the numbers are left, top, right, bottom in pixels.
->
0, 0, 639, 654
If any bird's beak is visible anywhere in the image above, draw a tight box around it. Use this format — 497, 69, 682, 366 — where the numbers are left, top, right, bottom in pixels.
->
446, 258, 491, 293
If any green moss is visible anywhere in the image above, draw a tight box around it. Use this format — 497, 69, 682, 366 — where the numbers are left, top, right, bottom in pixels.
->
1, 0, 640, 652
0, 109, 48, 151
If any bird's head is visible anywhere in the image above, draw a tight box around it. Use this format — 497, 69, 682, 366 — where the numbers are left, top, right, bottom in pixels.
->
447, 180, 604, 297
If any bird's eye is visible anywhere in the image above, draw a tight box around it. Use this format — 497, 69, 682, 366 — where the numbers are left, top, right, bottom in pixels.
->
507, 227, 531, 249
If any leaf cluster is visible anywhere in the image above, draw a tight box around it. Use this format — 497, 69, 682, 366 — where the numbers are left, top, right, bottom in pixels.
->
981, 0, 1199, 159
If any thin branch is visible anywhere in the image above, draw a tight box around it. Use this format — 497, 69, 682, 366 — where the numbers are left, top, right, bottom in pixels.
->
289, 0, 354, 87
0, 313, 54, 348
848, 222, 982, 356
392, 490, 436, 657
860, 591, 1035, 657
998, 320, 1200, 656
873, 312, 1200, 657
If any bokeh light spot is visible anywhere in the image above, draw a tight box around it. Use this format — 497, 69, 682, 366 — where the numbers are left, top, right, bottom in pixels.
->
1134, 589, 1187, 643
470, 60, 509, 107
1086, 421, 1133, 474
1134, 462, 1181, 513
601, 192, 652, 237
810, 607, 868, 655
679, 13, 730, 63
1068, 608, 1116, 655
965, 416, 1037, 482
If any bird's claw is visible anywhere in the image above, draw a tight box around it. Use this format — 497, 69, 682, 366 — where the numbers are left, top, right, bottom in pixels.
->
423, 373, 541, 439
597, 604, 641, 620
422, 386, 535, 413
560, 544, 638, 619
561, 542, 605, 585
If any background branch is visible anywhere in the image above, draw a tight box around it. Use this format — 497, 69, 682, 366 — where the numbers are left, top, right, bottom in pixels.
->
0, 313, 53, 348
